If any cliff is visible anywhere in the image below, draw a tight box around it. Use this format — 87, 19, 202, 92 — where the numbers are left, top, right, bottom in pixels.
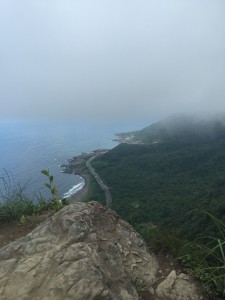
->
0, 202, 206, 299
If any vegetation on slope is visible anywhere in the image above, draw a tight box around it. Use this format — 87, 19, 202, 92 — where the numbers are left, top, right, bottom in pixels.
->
92, 116, 225, 297
133, 114, 225, 145
92, 140, 225, 239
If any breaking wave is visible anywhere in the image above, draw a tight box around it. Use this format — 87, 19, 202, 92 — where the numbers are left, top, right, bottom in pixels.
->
63, 179, 85, 198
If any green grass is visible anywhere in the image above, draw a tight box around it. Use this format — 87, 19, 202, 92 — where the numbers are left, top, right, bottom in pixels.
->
137, 212, 225, 299
0, 196, 35, 222
193, 212, 225, 298
0, 169, 67, 223
0, 170, 34, 222
136, 224, 183, 256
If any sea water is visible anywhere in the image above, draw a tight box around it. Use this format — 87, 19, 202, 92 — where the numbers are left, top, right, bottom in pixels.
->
0, 118, 150, 201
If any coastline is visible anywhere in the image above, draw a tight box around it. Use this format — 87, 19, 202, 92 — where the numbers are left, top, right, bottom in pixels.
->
68, 172, 90, 203
61, 152, 94, 203
62, 149, 108, 204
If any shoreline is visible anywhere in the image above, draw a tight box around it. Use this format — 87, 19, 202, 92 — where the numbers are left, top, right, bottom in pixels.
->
68, 172, 90, 203
62, 149, 108, 204
60, 152, 94, 203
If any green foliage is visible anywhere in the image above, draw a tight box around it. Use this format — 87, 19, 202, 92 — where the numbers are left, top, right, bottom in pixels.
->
41, 170, 49, 176
0, 197, 35, 222
61, 197, 69, 206
92, 141, 225, 239
0, 170, 35, 222
137, 224, 183, 256
172, 214, 225, 298
19, 215, 26, 224
193, 212, 225, 297
82, 173, 105, 204
137, 212, 225, 298
41, 169, 64, 211
0, 169, 68, 223
133, 115, 225, 145
90, 118, 225, 297
132, 277, 149, 297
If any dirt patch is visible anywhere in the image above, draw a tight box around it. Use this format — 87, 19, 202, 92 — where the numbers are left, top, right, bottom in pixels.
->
0, 211, 51, 249
154, 251, 210, 300
155, 251, 183, 279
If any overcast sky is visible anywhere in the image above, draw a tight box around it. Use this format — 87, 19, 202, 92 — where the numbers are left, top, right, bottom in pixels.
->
0, 0, 225, 120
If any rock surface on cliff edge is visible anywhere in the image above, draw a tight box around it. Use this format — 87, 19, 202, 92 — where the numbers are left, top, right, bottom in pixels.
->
0, 201, 206, 300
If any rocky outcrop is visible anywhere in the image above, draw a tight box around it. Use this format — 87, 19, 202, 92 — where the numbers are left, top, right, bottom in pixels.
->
0, 202, 207, 299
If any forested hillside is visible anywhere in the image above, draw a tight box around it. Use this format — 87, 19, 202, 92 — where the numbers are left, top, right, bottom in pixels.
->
133, 115, 225, 145
93, 116, 225, 239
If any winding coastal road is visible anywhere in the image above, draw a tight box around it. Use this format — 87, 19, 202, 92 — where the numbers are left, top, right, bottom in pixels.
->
86, 155, 112, 208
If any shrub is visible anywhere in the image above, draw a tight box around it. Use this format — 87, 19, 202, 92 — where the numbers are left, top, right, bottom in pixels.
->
177, 211, 225, 298
0, 169, 68, 223
0, 170, 35, 221
40, 169, 64, 211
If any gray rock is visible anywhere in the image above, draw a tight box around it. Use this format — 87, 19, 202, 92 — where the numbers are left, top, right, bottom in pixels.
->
155, 270, 205, 300
0, 202, 207, 300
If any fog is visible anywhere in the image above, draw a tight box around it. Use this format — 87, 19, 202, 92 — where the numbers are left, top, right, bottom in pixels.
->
0, 0, 225, 121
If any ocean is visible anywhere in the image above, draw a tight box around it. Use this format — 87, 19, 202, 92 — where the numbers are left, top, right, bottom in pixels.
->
0, 118, 150, 201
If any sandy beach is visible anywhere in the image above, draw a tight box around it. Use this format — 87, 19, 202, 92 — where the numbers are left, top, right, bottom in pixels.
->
68, 172, 90, 203
64, 149, 108, 204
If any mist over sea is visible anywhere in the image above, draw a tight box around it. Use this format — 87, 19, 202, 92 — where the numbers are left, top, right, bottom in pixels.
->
0, 119, 151, 200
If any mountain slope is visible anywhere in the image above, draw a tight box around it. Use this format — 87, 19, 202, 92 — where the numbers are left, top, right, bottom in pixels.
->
133, 114, 225, 145
93, 116, 225, 239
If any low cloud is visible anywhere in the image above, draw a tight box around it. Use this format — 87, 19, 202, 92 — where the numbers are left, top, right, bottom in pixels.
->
0, 0, 225, 120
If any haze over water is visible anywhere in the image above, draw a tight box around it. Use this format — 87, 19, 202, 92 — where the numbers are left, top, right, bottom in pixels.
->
0, 118, 152, 200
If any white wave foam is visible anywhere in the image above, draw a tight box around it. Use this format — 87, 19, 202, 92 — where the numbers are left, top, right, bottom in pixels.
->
63, 181, 85, 198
